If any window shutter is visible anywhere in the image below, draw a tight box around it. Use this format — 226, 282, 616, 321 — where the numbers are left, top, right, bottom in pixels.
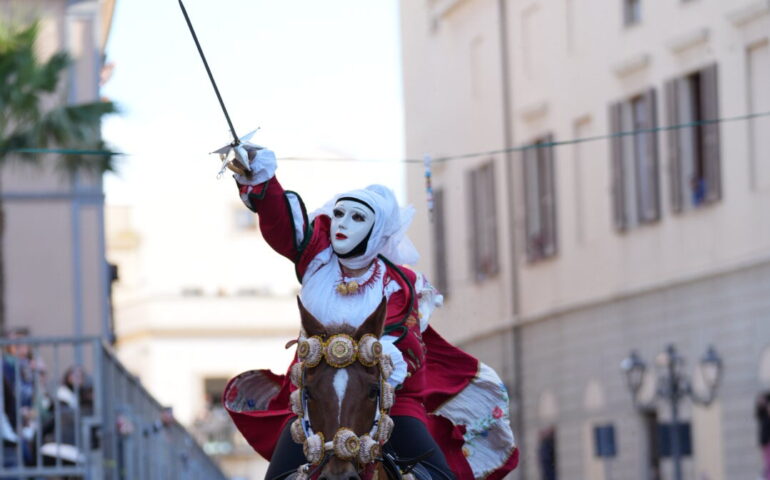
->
665, 79, 683, 213
543, 134, 558, 256
609, 102, 627, 230
432, 189, 449, 296
522, 147, 536, 261
700, 63, 721, 203
644, 88, 661, 221
485, 162, 499, 275
467, 170, 478, 277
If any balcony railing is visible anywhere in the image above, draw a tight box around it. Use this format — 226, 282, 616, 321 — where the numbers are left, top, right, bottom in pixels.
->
0, 336, 227, 480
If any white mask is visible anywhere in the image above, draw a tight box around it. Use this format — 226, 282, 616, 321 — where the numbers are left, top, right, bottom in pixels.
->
330, 200, 375, 256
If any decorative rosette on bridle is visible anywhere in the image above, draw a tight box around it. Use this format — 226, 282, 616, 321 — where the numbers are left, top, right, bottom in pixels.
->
379, 353, 395, 380
358, 434, 381, 464
325, 334, 357, 368
358, 334, 382, 367
290, 389, 303, 416
290, 362, 304, 388
375, 413, 394, 444
290, 418, 307, 443
332, 428, 361, 460
303, 432, 325, 465
297, 336, 323, 368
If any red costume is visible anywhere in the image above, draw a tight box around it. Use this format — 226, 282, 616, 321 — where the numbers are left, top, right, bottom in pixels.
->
224, 175, 517, 479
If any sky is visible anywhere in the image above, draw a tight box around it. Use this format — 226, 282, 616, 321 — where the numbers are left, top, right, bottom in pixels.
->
102, 0, 406, 205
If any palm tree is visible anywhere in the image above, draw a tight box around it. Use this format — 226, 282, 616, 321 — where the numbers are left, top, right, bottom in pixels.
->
0, 20, 119, 331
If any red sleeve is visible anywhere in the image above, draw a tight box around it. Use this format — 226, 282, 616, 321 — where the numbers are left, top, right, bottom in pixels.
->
236, 176, 302, 262
236, 176, 332, 278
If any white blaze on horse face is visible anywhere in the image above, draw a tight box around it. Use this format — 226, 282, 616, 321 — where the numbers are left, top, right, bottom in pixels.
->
333, 369, 349, 425
330, 200, 374, 255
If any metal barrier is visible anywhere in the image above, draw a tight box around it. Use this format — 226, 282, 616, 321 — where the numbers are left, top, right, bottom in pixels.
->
0, 336, 228, 480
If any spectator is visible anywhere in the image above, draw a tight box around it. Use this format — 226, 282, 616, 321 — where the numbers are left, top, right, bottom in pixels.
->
2, 326, 46, 469
757, 392, 770, 480
41, 365, 93, 470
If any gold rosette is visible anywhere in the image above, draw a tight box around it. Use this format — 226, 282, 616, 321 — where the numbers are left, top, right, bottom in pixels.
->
332, 428, 361, 461
324, 334, 357, 368
376, 414, 394, 444
380, 354, 395, 380
358, 334, 381, 367
381, 381, 395, 410
358, 434, 381, 464
290, 418, 307, 444
299, 336, 323, 368
303, 432, 325, 465
290, 362, 304, 388
289, 389, 303, 416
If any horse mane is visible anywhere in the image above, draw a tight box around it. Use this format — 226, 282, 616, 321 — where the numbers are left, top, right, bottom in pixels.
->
322, 323, 356, 336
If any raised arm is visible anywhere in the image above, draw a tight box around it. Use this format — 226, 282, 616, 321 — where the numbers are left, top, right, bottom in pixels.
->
233, 148, 310, 263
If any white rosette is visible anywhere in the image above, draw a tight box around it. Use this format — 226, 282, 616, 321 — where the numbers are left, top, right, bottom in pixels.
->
303, 433, 325, 465
376, 414, 394, 444
290, 389, 303, 416
381, 381, 395, 410
358, 434, 381, 464
290, 418, 307, 444
298, 337, 323, 368
358, 334, 382, 367
290, 362, 304, 388
332, 428, 361, 461
380, 354, 395, 380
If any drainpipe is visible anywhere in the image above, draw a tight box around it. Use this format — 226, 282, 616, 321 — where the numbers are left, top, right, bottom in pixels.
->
497, 0, 525, 477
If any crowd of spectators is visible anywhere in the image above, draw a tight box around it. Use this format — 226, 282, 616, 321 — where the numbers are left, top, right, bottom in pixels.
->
1, 327, 93, 475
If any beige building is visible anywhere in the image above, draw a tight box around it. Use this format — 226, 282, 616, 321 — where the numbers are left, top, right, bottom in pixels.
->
401, 0, 770, 479
1, 0, 117, 342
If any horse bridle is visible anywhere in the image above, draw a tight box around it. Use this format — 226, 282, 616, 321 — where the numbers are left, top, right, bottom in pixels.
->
288, 333, 397, 479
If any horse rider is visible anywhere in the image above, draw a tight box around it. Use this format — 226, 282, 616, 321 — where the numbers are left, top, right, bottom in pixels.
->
223, 146, 518, 480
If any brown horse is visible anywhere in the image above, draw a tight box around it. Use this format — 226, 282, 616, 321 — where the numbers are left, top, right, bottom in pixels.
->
292, 297, 395, 480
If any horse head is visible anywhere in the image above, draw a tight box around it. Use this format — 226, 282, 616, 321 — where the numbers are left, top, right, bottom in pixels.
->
290, 297, 395, 480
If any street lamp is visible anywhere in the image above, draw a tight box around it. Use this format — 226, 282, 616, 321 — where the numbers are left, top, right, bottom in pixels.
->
620, 344, 722, 480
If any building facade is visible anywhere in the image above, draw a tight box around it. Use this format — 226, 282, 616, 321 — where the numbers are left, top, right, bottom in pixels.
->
1, 0, 117, 341
401, 0, 770, 478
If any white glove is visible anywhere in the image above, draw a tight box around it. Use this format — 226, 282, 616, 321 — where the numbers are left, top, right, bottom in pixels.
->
232, 147, 277, 186
380, 336, 408, 387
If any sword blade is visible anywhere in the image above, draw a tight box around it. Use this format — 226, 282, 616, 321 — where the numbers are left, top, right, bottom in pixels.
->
178, 0, 239, 145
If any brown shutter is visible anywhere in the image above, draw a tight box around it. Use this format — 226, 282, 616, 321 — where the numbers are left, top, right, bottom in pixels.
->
432, 189, 448, 296
486, 161, 499, 274
665, 79, 683, 213
522, 147, 535, 261
644, 88, 661, 221
609, 102, 627, 230
467, 169, 479, 277
700, 63, 721, 203
544, 134, 558, 256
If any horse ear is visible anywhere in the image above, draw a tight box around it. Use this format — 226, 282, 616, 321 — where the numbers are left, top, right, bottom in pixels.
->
354, 296, 387, 340
297, 297, 326, 337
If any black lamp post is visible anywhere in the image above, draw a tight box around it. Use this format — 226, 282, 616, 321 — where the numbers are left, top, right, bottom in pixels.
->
620, 344, 722, 480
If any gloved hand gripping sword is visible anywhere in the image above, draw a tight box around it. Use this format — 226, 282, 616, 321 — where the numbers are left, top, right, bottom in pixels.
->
178, 0, 261, 178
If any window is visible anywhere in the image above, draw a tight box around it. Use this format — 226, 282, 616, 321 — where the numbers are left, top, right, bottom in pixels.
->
624, 0, 641, 26
609, 89, 660, 231
467, 162, 498, 281
523, 135, 557, 261
432, 188, 449, 296
747, 41, 770, 190
192, 377, 237, 455
665, 64, 721, 211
